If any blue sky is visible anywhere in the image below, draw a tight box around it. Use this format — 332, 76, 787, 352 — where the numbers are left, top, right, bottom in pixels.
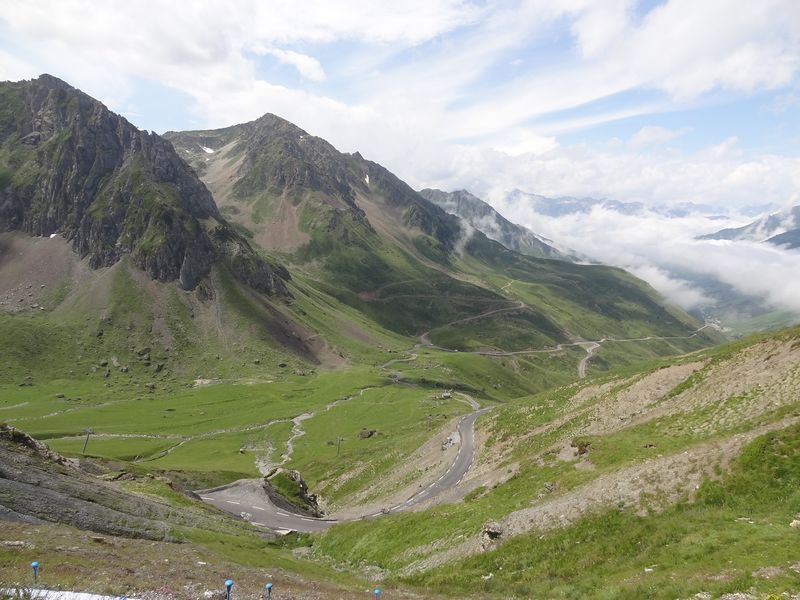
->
1, 0, 799, 209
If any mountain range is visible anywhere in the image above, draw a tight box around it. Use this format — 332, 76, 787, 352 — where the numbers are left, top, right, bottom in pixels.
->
163, 107, 708, 352
3, 74, 798, 600
418, 188, 570, 261
504, 188, 776, 220
698, 204, 800, 249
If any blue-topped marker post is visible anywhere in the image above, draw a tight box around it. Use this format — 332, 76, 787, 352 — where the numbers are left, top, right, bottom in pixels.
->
31, 561, 39, 585
224, 579, 234, 600
265, 582, 273, 599
373, 588, 381, 599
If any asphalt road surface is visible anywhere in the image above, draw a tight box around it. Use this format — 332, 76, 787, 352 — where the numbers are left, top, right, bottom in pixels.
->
197, 407, 491, 533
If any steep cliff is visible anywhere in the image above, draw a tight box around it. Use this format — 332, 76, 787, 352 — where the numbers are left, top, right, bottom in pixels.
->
0, 75, 288, 294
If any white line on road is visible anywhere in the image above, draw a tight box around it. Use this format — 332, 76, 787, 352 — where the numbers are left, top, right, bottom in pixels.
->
226, 500, 241, 505
200, 496, 214, 500
252, 505, 265, 510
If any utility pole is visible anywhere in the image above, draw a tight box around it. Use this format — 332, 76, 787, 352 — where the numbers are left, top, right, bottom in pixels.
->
82, 428, 93, 454
336, 436, 344, 456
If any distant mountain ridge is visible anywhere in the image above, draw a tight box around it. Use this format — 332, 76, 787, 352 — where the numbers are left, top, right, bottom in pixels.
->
0, 75, 288, 294
167, 114, 712, 351
418, 188, 570, 261
504, 189, 771, 220
506, 189, 646, 217
698, 205, 800, 249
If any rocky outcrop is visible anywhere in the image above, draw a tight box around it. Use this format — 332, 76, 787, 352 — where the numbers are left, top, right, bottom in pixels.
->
263, 468, 321, 517
0, 425, 172, 539
0, 75, 288, 294
480, 521, 504, 550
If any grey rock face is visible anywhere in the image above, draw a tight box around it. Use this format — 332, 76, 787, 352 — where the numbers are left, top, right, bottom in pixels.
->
0, 75, 288, 294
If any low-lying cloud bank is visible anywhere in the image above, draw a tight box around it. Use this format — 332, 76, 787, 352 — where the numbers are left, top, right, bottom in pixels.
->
488, 198, 800, 319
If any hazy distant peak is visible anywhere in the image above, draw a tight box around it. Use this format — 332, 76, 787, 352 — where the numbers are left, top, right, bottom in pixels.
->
419, 188, 570, 261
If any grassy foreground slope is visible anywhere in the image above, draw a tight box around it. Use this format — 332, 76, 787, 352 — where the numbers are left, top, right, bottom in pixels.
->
414, 422, 800, 598
311, 327, 800, 598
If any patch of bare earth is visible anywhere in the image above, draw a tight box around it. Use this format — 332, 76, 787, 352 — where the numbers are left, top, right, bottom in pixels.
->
195, 140, 243, 205
0, 232, 85, 313
403, 415, 800, 575
401, 337, 800, 573
580, 360, 708, 435
478, 379, 625, 468
661, 338, 800, 432
257, 195, 310, 251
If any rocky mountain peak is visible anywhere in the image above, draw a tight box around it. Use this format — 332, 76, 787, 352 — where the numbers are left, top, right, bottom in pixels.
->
419, 188, 569, 261
0, 75, 288, 295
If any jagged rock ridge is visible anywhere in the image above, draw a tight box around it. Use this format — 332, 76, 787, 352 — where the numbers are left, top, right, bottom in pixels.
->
0, 74, 288, 294
419, 188, 570, 261
166, 113, 461, 254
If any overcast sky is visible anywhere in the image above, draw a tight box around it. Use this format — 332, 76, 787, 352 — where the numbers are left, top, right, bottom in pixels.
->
2, 0, 800, 209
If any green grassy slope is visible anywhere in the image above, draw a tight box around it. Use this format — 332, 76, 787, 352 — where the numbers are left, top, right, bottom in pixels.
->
2, 246, 796, 598
413, 423, 800, 598
310, 326, 800, 597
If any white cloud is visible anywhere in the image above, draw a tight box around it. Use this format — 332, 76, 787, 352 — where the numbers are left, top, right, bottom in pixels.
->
627, 265, 712, 310
0, 48, 36, 81
569, 0, 634, 59
590, 0, 800, 100
490, 129, 558, 156
254, 48, 326, 82
410, 138, 800, 212
1, 0, 799, 213
629, 125, 690, 147
248, 0, 484, 46
488, 199, 800, 316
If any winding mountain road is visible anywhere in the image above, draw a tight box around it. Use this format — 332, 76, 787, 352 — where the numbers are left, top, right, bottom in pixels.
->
412, 297, 714, 379
197, 401, 491, 533
197, 291, 713, 532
